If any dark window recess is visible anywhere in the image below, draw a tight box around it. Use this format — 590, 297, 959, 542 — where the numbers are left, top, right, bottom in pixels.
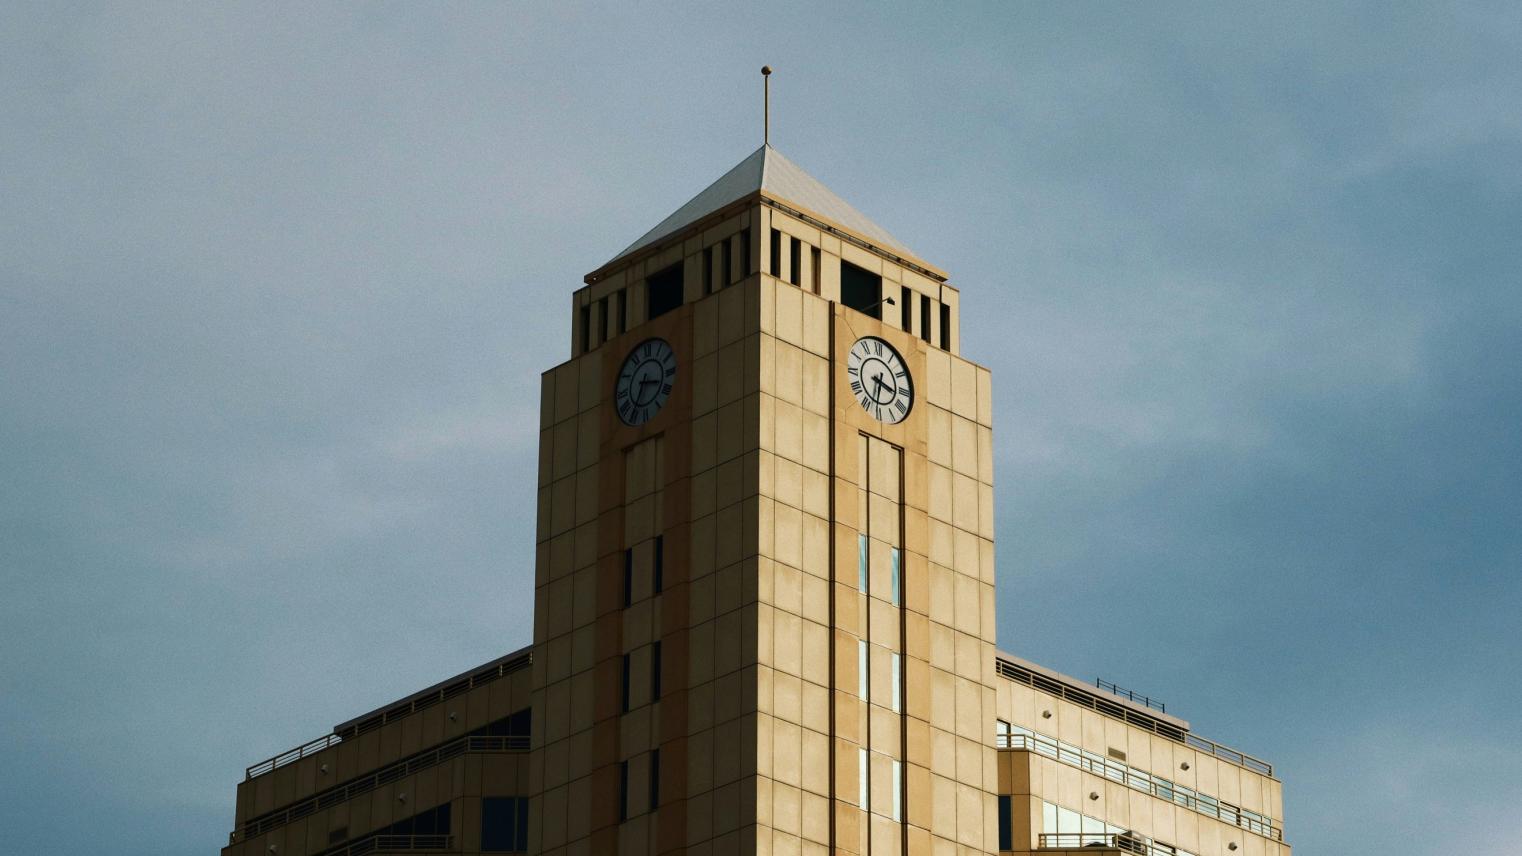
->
653, 535, 664, 594
998, 794, 1012, 850
649, 748, 661, 812
623, 548, 634, 608
327, 827, 348, 845
703, 246, 714, 295
722, 237, 733, 288
651, 640, 663, 700
646, 263, 684, 320
901, 286, 912, 330
482, 796, 529, 852
840, 261, 883, 318
790, 237, 801, 285
940, 302, 951, 350
618, 760, 630, 822
580, 304, 592, 353
597, 298, 608, 344
740, 228, 751, 277
811, 246, 821, 294
478, 707, 532, 738
770, 228, 782, 277
616, 289, 627, 334
621, 653, 632, 713
382, 803, 451, 838
919, 295, 931, 341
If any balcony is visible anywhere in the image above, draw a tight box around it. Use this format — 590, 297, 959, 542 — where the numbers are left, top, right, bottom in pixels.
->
1036, 833, 1153, 854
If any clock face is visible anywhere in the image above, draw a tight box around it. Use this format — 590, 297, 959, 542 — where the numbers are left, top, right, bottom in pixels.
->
846, 336, 913, 423
615, 338, 677, 426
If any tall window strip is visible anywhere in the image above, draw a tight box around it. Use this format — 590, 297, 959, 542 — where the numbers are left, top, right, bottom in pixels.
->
890, 547, 901, 606
998, 795, 1013, 850
703, 245, 714, 295
891, 759, 903, 822
770, 228, 782, 277
580, 304, 592, 353
597, 297, 608, 345
616, 288, 627, 334
722, 237, 733, 288
919, 295, 931, 342
857, 533, 868, 592
653, 534, 664, 594
858, 748, 869, 809
858, 640, 868, 699
940, 302, 951, 350
811, 246, 821, 294
790, 236, 801, 285
901, 286, 912, 330
649, 748, 661, 812
651, 640, 662, 699
739, 228, 750, 278
891, 652, 902, 713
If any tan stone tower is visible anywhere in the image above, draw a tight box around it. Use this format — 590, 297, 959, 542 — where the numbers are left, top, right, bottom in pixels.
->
218, 142, 1291, 856
532, 144, 996, 855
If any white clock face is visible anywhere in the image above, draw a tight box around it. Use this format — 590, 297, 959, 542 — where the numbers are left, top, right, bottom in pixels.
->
846, 337, 913, 423
615, 338, 677, 426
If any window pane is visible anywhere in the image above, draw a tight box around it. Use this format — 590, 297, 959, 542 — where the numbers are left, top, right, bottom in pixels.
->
859, 640, 868, 699
998, 794, 1012, 850
890, 547, 901, 605
859, 748, 868, 809
891, 759, 902, 822
891, 652, 901, 713
858, 534, 868, 592
482, 797, 520, 851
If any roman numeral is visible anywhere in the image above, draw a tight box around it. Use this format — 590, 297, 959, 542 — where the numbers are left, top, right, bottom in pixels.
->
850, 380, 864, 394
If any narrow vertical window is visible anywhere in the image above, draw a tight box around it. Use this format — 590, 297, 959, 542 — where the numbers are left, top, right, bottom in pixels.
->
649, 748, 661, 812
857, 534, 868, 593
858, 640, 868, 699
901, 286, 911, 330
653, 534, 664, 594
598, 297, 608, 344
859, 748, 869, 810
919, 295, 931, 342
790, 237, 801, 285
651, 640, 663, 700
617, 288, 627, 334
723, 236, 733, 288
891, 759, 902, 821
890, 547, 901, 606
998, 794, 1012, 849
703, 245, 714, 295
740, 228, 751, 277
940, 303, 951, 350
891, 652, 901, 713
770, 228, 782, 277
623, 548, 633, 608
621, 653, 631, 713
811, 246, 821, 294
618, 760, 629, 822
580, 304, 592, 353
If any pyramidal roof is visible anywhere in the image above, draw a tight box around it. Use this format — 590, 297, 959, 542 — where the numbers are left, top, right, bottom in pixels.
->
599, 145, 921, 272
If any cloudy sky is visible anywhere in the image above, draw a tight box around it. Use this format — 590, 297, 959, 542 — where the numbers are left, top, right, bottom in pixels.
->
3, 3, 1519, 853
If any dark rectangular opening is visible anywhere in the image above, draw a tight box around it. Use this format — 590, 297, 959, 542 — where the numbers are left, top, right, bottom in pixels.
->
597, 298, 608, 344
770, 229, 782, 278
900, 286, 911, 330
840, 260, 883, 318
919, 295, 931, 341
740, 228, 751, 277
651, 640, 662, 700
482, 797, 527, 851
579, 304, 591, 353
621, 653, 631, 713
790, 237, 801, 285
703, 246, 713, 295
998, 794, 1011, 850
811, 246, 821, 294
623, 548, 633, 608
653, 534, 664, 594
646, 262, 683, 320
940, 302, 951, 350
723, 236, 733, 288
616, 289, 627, 334
649, 748, 661, 812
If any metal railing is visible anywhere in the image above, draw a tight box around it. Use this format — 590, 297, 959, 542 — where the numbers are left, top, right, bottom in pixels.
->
323, 833, 453, 855
245, 650, 531, 781
996, 657, 1274, 777
1036, 833, 1152, 853
234, 735, 527, 843
1002, 732, 1281, 841
1097, 679, 1165, 713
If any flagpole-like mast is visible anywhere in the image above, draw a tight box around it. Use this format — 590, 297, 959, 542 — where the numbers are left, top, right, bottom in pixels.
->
762, 65, 772, 146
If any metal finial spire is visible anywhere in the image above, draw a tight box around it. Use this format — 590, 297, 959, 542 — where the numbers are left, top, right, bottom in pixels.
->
762, 66, 772, 145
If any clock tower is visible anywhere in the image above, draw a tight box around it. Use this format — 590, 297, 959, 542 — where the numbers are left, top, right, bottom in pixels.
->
529, 143, 997, 855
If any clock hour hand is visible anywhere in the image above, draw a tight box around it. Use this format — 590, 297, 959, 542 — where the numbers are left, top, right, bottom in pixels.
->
871, 373, 889, 401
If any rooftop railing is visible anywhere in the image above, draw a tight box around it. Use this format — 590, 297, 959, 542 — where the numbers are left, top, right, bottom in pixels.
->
1036, 833, 1153, 854
1097, 679, 1165, 713
323, 833, 453, 855
1002, 731, 1281, 841
244, 649, 530, 781
233, 734, 527, 844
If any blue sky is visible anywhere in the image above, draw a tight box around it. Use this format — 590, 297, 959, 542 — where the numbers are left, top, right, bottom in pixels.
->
2, 3, 1519, 853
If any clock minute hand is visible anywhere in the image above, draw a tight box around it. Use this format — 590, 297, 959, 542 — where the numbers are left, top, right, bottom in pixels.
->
871, 373, 889, 401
